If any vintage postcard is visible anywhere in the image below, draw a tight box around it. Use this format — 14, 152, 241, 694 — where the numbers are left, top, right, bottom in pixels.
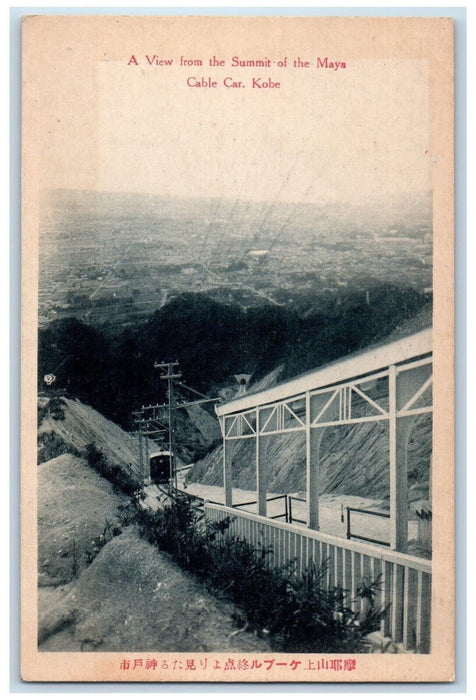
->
21, 14, 454, 682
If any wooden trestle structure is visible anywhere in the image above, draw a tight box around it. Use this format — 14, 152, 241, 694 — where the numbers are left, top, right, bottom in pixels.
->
210, 328, 433, 652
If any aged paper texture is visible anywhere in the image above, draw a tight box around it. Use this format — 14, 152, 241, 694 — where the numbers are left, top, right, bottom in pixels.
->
21, 15, 454, 682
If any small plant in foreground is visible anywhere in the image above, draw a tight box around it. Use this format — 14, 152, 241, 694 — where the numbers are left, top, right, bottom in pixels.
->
85, 519, 123, 566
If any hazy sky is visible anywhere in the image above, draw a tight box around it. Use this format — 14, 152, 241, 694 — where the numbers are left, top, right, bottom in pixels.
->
32, 17, 431, 206
94, 59, 429, 205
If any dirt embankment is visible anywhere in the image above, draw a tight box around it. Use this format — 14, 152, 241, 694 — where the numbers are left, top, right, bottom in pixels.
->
38, 453, 128, 585
38, 393, 221, 471
39, 527, 271, 653
38, 453, 271, 653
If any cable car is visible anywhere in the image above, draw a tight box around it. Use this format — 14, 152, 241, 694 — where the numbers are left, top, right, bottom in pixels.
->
149, 450, 172, 485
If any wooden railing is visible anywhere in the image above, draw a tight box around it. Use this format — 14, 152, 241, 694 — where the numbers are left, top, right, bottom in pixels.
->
204, 503, 431, 653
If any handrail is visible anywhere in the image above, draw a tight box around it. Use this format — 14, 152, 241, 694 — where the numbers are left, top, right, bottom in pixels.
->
289, 495, 306, 503
346, 506, 390, 546
233, 493, 289, 522
267, 494, 288, 503
234, 493, 288, 508
233, 498, 258, 508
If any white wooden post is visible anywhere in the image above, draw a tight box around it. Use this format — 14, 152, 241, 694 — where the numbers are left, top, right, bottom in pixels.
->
306, 392, 326, 530
389, 365, 402, 550
389, 365, 417, 552
256, 407, 270, 516
223, 417, 233, 507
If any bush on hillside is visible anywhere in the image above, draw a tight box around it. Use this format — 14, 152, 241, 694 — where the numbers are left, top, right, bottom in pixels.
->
84, 519, 123, 567
38, 397, 66, 428
38, 432, 81, 464
84, 443, 142, 497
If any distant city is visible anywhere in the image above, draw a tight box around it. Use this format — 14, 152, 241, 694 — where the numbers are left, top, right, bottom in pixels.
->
39, 189, 433, 330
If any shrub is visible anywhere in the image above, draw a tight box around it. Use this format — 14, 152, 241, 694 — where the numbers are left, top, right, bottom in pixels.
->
127, 494, 213, 577
85, 519, 123, 566
38, 432, 81, 464
37, 402, 49, 428
274, 564, 384, 653
38, 397, 66, 427
48, 397, 66, 420
83, 443, 142, 496
206, 534, 286, 631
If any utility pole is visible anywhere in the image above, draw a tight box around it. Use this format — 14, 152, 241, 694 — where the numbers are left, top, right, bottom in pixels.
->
133, 364, 218, 491
138, 426, 144, 478
132, 410, 145, 479
154, 361, 182, 491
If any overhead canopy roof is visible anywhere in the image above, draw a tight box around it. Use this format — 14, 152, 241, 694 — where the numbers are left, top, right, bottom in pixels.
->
216, 328, 432, 417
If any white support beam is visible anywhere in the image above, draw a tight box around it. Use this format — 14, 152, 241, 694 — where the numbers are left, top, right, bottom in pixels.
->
305, 392, 311, 525
389, 365, 400, 550
306, 392, 326, 531
389, 365, 418, 552
217, 415, 225, 438
223, 438, 234, 507
256, 408, 270, 516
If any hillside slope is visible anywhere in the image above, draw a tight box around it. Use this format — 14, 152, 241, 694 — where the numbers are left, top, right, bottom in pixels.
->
38, 396, 144, 472
39, 526, 272, 653
38, 393, 221, 469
